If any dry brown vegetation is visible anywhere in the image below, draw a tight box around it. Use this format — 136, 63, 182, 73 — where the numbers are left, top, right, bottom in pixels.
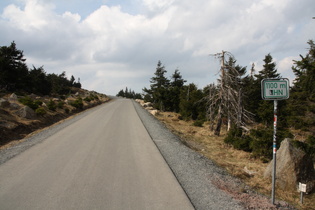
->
156, 111, 315, 210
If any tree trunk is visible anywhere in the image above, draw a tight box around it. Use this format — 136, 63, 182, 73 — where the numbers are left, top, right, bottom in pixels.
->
214, 115, 222, 136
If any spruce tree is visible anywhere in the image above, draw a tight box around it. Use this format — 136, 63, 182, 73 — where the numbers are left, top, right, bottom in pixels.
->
255, 53, 280, 81
0, 41, 29, 91
143, 61, 170, 111
292, 40, 315, 97
287, 40, 315, 130
170, 69, 186, 112
255, 53, 280, 126
179, 83, 204, 120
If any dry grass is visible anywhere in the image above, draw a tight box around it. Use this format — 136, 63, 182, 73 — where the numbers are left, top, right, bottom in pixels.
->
156, 111, 315, 210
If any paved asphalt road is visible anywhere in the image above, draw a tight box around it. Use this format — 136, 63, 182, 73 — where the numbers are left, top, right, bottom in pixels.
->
0, 99, 194, 210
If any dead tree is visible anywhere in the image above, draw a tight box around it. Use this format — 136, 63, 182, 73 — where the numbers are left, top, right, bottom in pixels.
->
208, 51, 253, 136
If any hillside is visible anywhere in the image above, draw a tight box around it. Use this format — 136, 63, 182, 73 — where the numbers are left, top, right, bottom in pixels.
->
0, 88, 109, 147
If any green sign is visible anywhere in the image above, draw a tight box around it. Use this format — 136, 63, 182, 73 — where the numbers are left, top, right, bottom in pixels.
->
261, 78, 289, 100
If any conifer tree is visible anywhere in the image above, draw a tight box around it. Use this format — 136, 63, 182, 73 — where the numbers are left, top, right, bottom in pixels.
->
179, 83, 204, 120
292, 40, 315, 97
170, 69, 186, 112
255, 53, 280, 125
287, 40, 315, 129
143, 61, 170, 111
255, 53, 280, 81
0, 41, 28, 91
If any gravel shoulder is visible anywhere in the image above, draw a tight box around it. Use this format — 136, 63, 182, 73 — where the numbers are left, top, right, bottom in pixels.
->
132, 100, 295, 210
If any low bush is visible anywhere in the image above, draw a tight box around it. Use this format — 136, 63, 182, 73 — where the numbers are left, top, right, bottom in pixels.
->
225, 125, 293, 161
35, 107, 46, 116
84, 97, 91, 102
224, 125, 252, 152
70, 98, 83, 109
47, 100, 57, 111
19, 96, 40, 110
193, 120, 204, 127
292, 139, 315, 158
57, 101, 65, 109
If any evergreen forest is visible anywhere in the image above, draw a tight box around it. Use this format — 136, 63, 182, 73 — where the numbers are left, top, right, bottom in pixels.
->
0, 41, 82, 96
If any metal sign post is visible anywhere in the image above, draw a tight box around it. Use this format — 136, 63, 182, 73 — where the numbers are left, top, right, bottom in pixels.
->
261, 78, 289, 205
299, 182, 307, 204
272, 100, 278, 204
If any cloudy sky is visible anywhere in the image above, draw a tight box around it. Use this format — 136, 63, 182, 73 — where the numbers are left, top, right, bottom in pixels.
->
0, 0, 314, 95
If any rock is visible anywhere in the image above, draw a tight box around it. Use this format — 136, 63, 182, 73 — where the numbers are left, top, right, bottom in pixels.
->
143, 102, 152, 108
29, 93, 38, 99
9, 93, 18, 101
145, 106, 154, 110
0, 120, 18, 129
9, 103, 21, 110
149, 110, 159, 116
0, 98, 10, 108
15, 106, 36, 119
135, 99, 144, 105
243, 166, 257, 177
264, 138, 315, 193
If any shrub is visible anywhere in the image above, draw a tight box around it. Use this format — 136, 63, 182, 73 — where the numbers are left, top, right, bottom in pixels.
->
249, 128, 273, 160
47, 100, 57, 111
292, 140, 315, 158
34, 100, 43, 107
84, 97, 91, 102
224, 125, 252, 152
193, 120, 204, 127
65, 108, 70, 114
70, 98, 83, 109
57, 101, 65, 109
35, 107, 46, 116
18, 96, 39, 110
92, 94, 99, 100
306, 135, 315, 146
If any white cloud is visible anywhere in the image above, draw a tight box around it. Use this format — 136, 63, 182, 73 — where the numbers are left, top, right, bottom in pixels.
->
0, 0, 314, 95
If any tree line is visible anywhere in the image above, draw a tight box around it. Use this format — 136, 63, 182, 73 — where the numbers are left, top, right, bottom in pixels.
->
0, 41, 81, 96
142, 40, 315, 161
116, 87, 142, 99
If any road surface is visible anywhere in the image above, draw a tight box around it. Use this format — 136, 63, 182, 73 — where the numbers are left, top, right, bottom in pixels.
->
0, 99, 194, 210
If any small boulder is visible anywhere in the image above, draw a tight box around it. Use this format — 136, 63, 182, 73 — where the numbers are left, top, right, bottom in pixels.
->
9, 103, 21, 110
135, 99, 144, 105
0, 120, 18, 129
145, 106, 154, 110
264, 138, 315, 193
9, 93, 18, 101
15, 106, 36, 119
29, 93, 38, 99
143, 102, 152, 108
0, 98, 10, 108
149, 110, 159, 116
